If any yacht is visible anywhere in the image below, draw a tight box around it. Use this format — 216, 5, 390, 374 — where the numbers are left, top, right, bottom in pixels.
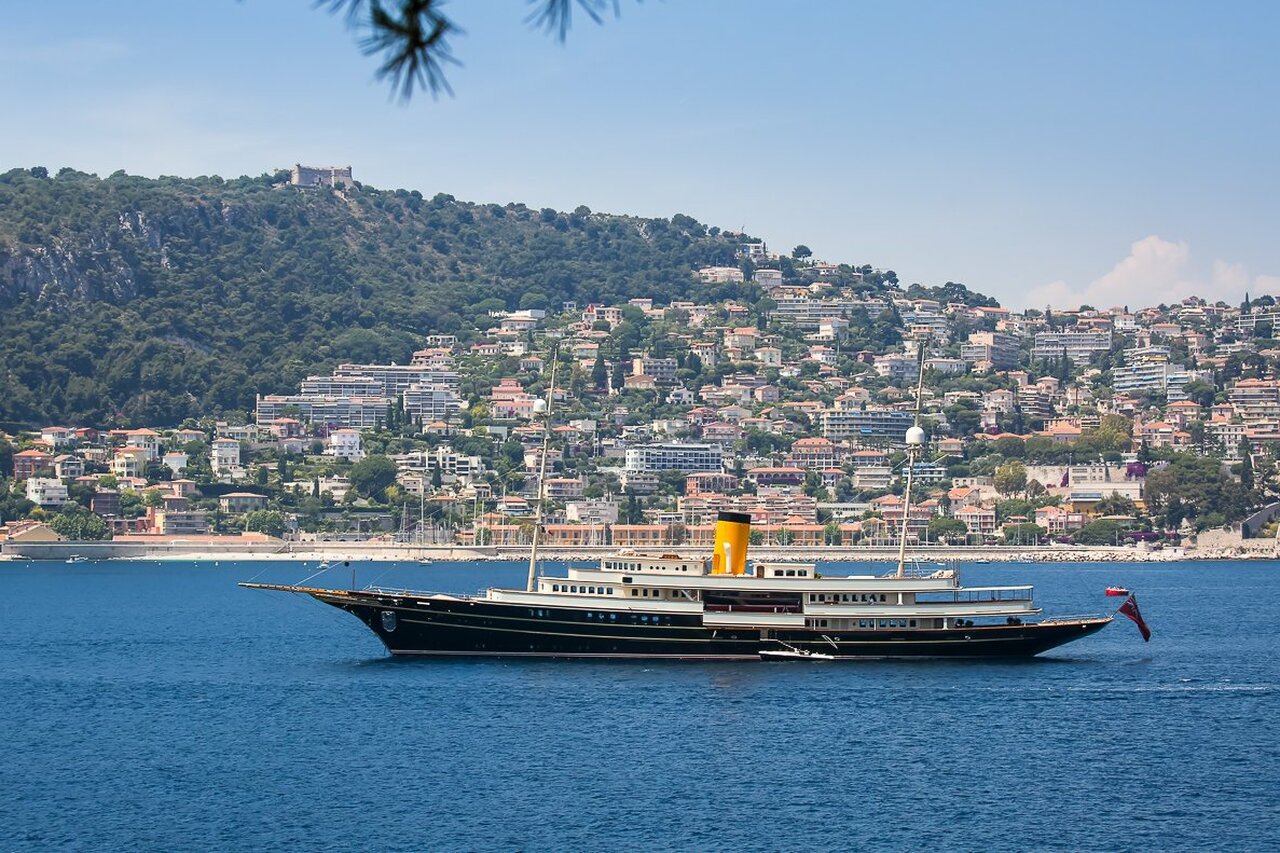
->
242, 510, 1113, 659
243, 344, 1120, 659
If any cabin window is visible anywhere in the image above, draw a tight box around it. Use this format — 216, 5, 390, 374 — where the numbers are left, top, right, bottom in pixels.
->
786, 570, 796, 577
879, 594, 887, 602
631, 589, 639, 597
858, 619, 868, 628
552, 584, 559, 592
908, 620, 917, 628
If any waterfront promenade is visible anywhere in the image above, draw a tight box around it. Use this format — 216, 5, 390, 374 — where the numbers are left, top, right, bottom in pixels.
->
4, 535, 1273, 563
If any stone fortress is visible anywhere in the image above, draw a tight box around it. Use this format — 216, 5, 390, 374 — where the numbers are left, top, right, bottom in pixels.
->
289, 164, 353, 188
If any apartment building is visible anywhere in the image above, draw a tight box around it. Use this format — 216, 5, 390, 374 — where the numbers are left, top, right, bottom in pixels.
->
624, 442, 724, 473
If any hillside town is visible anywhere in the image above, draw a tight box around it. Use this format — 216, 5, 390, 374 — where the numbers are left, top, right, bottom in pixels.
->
3, 250, 1278, 556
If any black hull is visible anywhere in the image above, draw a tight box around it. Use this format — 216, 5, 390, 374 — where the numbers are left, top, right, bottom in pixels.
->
318, 591, 1110, 660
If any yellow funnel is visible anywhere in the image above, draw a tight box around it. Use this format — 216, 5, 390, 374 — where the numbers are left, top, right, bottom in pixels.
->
711, 511, 751, 575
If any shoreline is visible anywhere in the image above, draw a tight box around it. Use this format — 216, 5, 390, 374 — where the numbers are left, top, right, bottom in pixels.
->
3, 541, 1275, 564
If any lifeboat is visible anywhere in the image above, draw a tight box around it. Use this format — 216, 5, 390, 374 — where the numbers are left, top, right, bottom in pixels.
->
1105, 586, 1131, 597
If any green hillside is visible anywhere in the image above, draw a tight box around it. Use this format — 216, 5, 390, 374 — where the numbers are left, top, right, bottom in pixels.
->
0, 167, 778, 427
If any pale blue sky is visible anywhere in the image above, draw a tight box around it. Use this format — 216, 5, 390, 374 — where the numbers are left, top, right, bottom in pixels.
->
2, 1, 1277, 308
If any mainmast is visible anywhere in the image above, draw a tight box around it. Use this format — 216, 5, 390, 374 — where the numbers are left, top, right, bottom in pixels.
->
526, 345, 559, 592
895, 343, 929, 578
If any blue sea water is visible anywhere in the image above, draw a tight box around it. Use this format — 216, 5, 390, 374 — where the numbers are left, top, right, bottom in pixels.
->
2, 558, 1279, 852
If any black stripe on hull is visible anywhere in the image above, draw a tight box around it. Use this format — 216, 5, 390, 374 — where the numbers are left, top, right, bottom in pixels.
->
322, 595, 1111, 660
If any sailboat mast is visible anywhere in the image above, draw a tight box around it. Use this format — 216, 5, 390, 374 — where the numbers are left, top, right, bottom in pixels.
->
526, 345, 559, 592
895, 342, 929, 578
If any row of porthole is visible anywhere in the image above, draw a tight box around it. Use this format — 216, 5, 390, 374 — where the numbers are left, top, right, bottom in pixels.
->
525, 608, 673, 625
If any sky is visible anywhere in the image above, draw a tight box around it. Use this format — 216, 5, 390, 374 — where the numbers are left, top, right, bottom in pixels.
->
2, 0, 1278, 310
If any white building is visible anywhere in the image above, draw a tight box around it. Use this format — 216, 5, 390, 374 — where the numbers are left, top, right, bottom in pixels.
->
624, 442, 724, 473
1031, 330, 1113, 365
211, 438, 241, 475
162, 452, 189, 476
326, 429, 364, 461
26, 477, 70, 507
873, 353, 921, 384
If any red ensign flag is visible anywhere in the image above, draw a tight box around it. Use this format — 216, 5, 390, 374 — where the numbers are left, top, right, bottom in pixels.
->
1118, 594, 1151, 642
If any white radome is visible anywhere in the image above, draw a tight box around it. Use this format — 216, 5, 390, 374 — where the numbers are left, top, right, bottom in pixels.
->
533, 399, 548, 414
905, 425, 926, 446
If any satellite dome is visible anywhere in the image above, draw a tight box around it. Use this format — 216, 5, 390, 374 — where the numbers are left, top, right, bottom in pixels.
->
905, 425, 926, 446
533, 399, 548, 414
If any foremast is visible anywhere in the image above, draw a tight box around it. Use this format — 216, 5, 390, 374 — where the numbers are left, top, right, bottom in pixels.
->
526, 344, 560, 592
895, 342, 929, 578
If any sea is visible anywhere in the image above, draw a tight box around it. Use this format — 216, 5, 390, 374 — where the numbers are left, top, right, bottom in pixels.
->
2, 558, 1278, 852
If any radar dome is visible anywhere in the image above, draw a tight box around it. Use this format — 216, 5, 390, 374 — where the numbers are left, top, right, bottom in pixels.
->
905, 425, 926, 446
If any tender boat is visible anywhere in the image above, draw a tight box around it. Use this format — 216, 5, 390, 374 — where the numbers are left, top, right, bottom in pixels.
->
1105, 586, 1131, 596
760, 642, 835, 661
65, 554, 88, 564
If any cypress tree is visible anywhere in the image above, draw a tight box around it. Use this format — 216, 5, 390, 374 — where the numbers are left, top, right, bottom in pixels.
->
591, 352, 607, 390
1240, 439, 1255, 491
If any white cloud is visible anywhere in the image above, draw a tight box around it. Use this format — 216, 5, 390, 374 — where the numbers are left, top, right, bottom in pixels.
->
1024, 235, 1278, 311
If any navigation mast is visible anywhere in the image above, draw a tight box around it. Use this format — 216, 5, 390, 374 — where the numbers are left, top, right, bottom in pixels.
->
526, 344, 559, 592
895, 342, 929, 578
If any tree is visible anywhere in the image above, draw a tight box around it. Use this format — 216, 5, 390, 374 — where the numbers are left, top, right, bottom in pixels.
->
1145, 453, 1249, 529
1239, 439, 1255, 492
48, 510, 108, 541
1002, 522, 1046, 545
927, 516, 969, 544
1182, 380, 1216, 409
591, 351, 607, 390
1073, 519, 1125, 546
243, 510, 288, 538
349, 455, 398, 502
994, 460, 1028, 497
317, 0, 638, 99
1094, 492, 1137, 516
791, 244, 812, 260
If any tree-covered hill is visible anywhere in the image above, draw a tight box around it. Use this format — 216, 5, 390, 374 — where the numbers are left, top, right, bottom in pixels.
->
0, 167, 768, 427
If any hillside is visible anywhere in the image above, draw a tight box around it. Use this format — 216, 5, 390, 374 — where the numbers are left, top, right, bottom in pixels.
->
0, 167, 984, 428
0, 167, 758, 426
